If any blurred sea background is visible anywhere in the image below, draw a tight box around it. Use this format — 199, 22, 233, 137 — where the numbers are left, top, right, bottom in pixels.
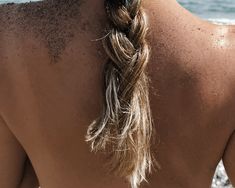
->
0, 0, 234, 188
179, 0, 235, 24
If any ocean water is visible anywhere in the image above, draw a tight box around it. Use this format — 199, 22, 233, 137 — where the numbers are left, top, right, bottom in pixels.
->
0, 0, 234, 188
178, 0, 235, 24
0, 0, 38, 3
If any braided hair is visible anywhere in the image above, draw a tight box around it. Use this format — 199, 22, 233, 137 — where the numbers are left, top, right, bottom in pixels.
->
86, 0, 154, 187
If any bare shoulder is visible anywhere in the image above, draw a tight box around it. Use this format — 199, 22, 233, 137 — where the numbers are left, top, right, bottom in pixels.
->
220, 24, 235, 187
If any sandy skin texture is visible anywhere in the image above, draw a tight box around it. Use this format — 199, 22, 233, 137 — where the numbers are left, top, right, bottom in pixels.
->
0, 0, 83, 63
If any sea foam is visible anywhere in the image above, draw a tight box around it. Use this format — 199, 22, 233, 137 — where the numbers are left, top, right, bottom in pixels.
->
208, 18, 235, 25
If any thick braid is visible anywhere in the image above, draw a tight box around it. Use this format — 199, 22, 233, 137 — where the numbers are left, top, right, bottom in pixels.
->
86, 0, 154, 187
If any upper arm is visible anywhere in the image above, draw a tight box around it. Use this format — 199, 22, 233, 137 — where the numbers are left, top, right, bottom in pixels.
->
222, 130, 235, 186
19, 158, 39, 188
0, 114, 27, 187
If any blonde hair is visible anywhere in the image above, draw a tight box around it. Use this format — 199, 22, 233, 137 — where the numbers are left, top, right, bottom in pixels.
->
86, 0, 154, 187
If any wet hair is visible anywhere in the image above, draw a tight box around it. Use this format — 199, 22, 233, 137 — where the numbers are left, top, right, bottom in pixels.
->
86, 0, 154, 188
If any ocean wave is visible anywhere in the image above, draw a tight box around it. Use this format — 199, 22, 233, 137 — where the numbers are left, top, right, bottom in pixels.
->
0, 0, 40, 4
207, 18, 235, 25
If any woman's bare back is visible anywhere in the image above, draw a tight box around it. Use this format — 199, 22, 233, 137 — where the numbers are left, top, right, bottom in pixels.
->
0, 0, 234, 188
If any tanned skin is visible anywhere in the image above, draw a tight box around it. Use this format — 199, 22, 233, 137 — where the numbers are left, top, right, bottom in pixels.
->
0, 0, 234, 187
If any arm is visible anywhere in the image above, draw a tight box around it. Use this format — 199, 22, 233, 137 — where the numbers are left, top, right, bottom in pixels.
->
0, 114, 26, 187
19, 158, 39, 188
0, 114, 38, 188
222, 130, 235, 186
